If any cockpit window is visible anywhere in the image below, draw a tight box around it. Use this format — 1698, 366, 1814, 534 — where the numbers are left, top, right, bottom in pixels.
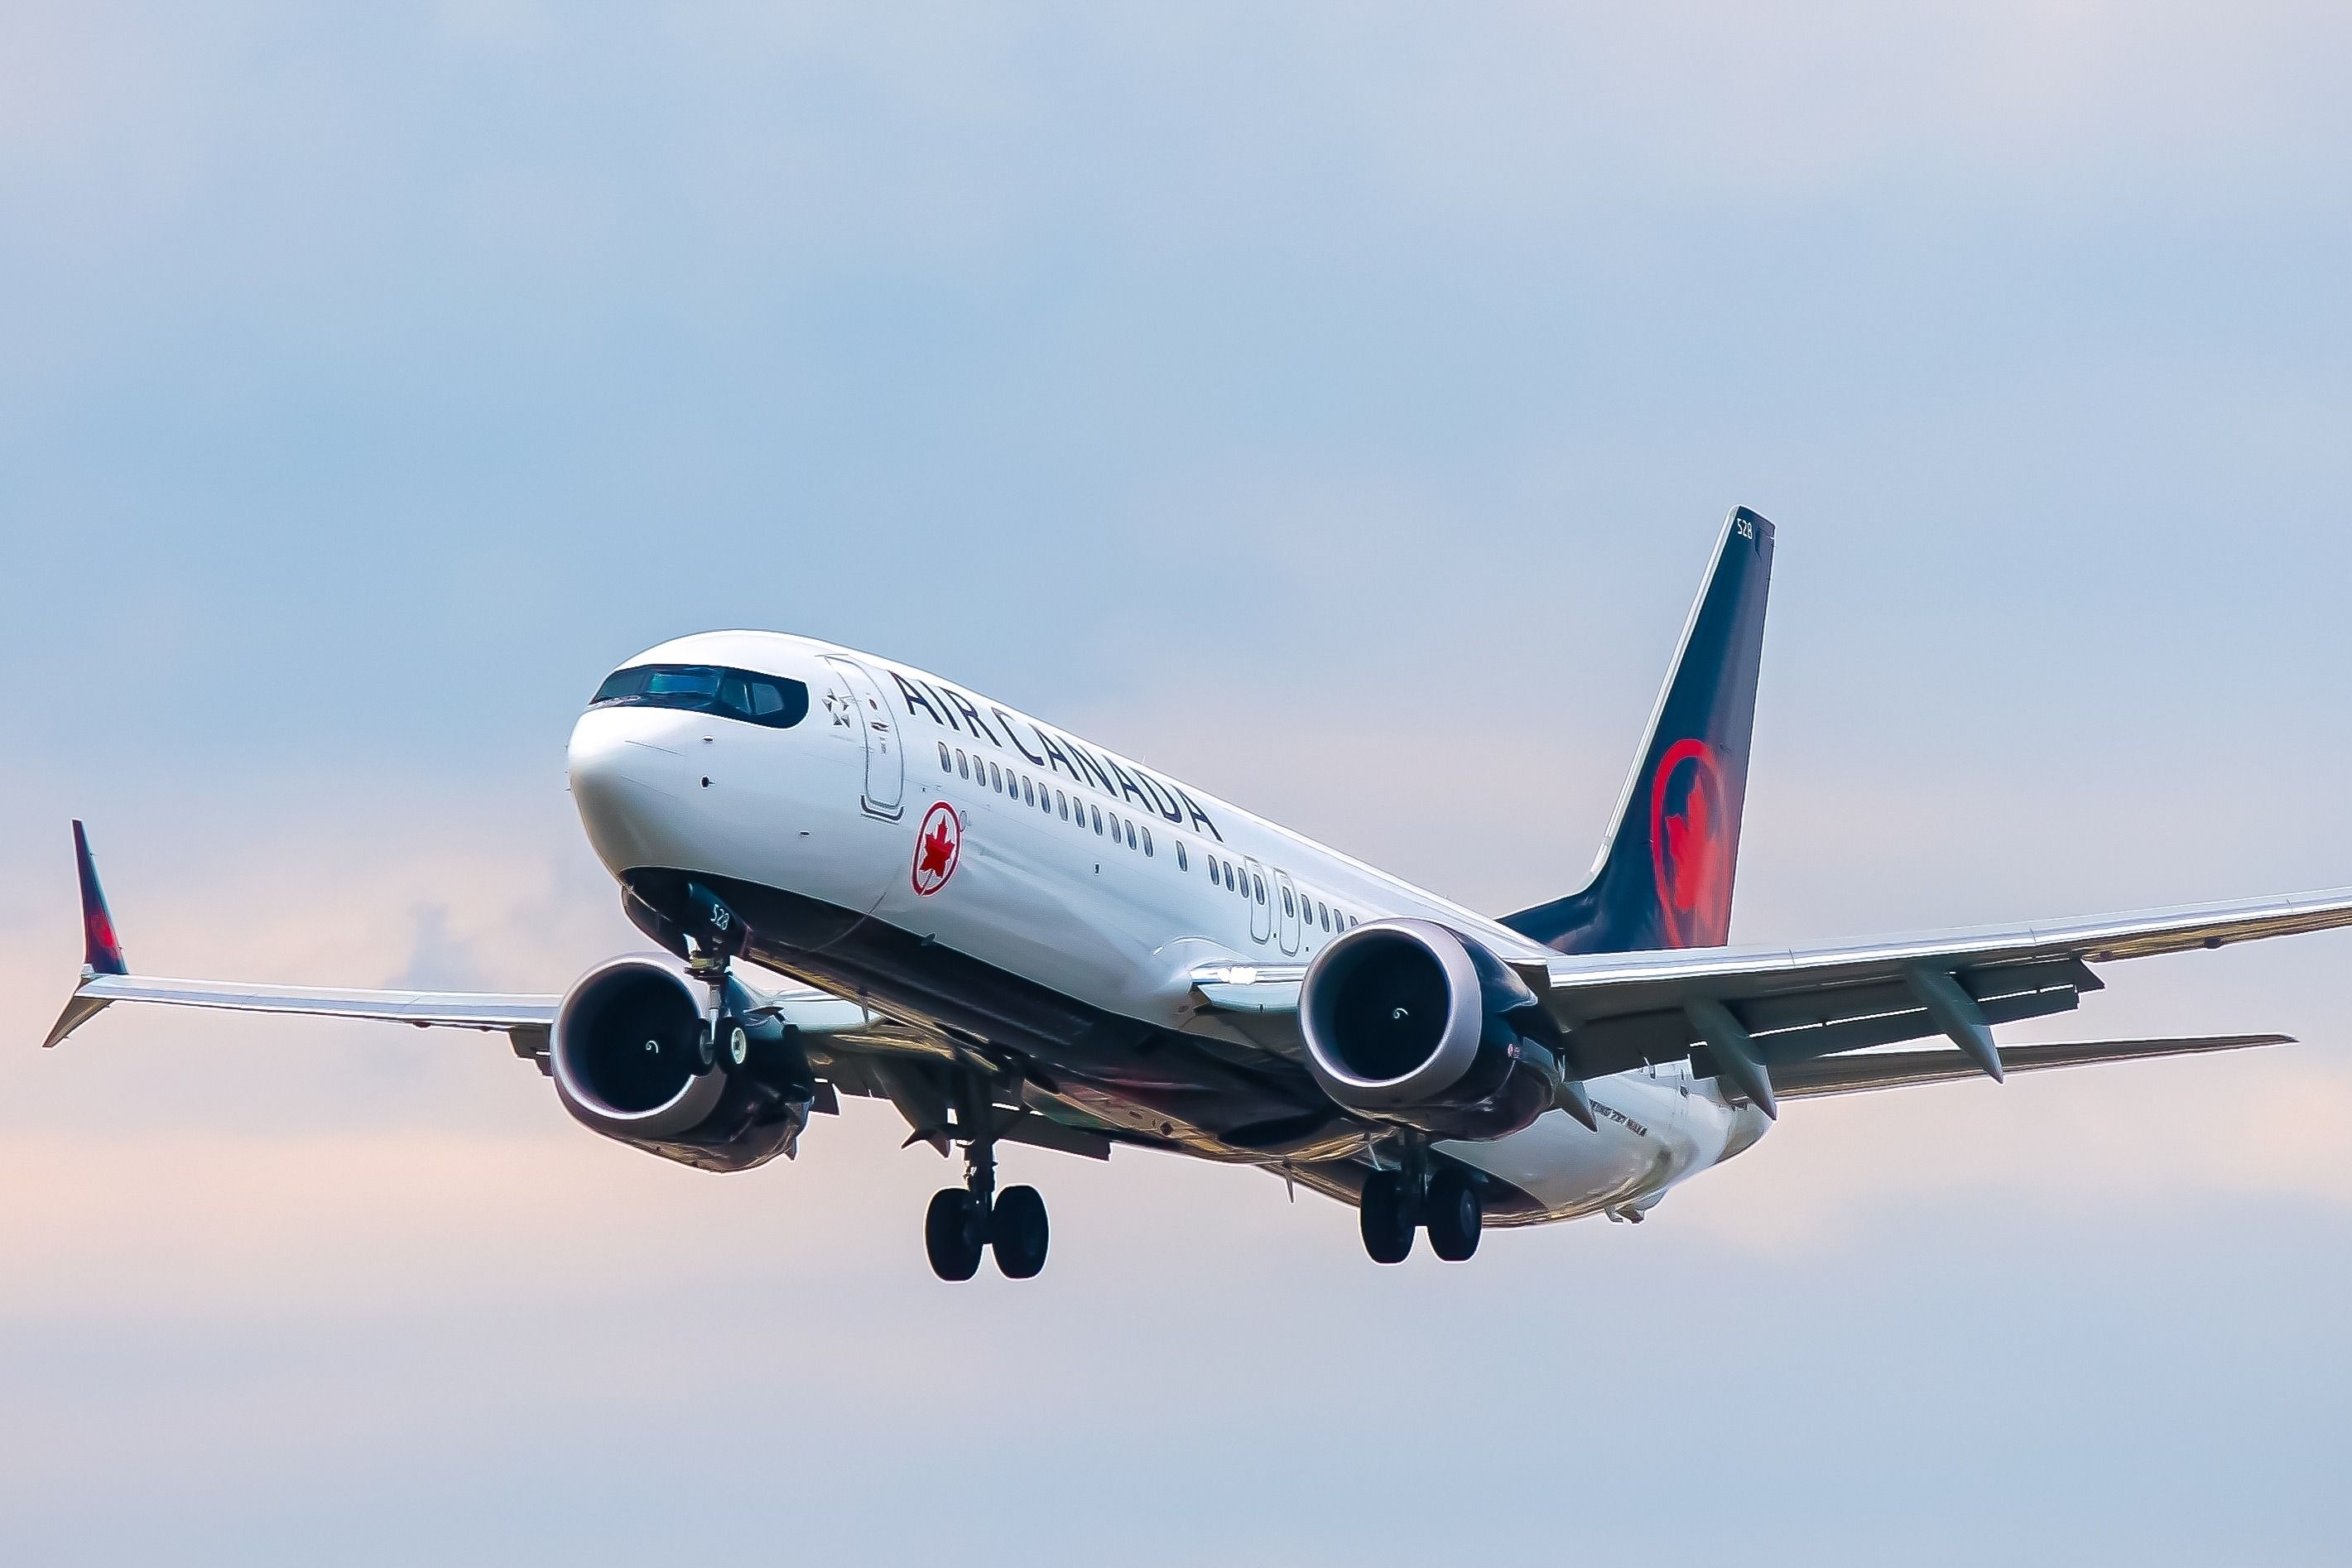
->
591, 663, 810, 729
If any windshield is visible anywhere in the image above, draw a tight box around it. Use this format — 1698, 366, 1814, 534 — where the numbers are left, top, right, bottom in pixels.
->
590, 663, 810, 729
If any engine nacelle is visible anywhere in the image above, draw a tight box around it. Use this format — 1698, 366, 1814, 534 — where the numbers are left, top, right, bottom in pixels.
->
1298, 919, 1570, 1141
550, 954, 814, 1172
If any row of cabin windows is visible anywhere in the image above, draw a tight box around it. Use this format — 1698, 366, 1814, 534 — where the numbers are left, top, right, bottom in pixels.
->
939, 743, 1162, 858
1200, 851, 1359, 935
934, 739, 1358, 937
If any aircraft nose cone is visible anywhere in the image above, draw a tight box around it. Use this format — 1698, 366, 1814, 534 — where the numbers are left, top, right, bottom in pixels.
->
569, 709, 690, 872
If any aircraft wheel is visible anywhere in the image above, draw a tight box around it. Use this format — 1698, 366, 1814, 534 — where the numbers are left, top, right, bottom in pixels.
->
991, 1185, 1050, 1279
1426, 1169, 1482, 1262
1359, 1171, 1416, 1264
925, 1187, 985, 1282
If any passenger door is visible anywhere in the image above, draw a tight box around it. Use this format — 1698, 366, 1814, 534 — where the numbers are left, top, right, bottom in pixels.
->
820, 656, 905, 820
1243, 856, 1272, 945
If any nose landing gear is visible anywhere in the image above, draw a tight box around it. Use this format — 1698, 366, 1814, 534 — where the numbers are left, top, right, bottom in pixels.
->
683, 882, 747, 1074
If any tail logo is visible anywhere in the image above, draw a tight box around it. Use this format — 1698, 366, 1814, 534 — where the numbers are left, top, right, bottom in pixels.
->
1648, 738, 1731, 947
911, 801, 962, 896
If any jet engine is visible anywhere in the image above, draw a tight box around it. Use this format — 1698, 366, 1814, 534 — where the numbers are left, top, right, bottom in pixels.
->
1298, 919, 1576, 1140
549, 954, 815, 1171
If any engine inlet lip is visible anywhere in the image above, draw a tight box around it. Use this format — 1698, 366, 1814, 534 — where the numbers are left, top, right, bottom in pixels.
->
1299, 918, 1485, 1109
550, 952, 729, 1135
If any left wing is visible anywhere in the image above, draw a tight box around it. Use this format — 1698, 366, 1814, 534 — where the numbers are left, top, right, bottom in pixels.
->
1192, 889, 2352, 1115
1527, 888, 2352, 1113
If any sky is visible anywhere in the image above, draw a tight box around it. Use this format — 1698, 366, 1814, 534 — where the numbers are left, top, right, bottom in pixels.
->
5, 2, 2352, 1562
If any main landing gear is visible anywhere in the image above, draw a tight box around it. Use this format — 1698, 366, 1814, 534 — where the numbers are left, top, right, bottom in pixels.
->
923, 1085, 1050, 1282
1359, 1161, 1482, 1264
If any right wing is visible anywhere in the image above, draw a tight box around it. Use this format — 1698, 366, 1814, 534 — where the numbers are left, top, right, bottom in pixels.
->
43, 822, 1111, 1162
44, 971, 560, 1051
42, 821, 882, 1057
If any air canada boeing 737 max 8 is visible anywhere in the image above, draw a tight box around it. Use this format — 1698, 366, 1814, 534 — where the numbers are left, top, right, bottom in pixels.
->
44, 509, 2352, 1278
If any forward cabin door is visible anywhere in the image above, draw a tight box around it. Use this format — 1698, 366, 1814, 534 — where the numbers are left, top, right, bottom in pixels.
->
821, 656, 904, 820
1243, 856, 1272, 944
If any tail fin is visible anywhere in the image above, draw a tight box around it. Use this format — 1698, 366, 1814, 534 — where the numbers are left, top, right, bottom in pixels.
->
1500, 507, 1775, 955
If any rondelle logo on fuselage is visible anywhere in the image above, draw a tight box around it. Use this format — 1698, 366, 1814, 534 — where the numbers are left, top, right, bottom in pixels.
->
912, 801, 961, 896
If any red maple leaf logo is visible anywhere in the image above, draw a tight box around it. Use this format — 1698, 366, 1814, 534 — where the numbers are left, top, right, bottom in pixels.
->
1649, 739, 1730, 946
912, 802, 960, 894
1662, 782, 1718, 917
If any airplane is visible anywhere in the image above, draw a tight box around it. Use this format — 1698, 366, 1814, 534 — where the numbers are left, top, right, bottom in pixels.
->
42, 507, 2352, 1280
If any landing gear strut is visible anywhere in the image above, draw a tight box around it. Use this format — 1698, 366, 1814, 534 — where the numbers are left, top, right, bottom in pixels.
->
683, 882, 747, 1073
923, 1076, 1050, 1282
1359, 1156, 1482, 1265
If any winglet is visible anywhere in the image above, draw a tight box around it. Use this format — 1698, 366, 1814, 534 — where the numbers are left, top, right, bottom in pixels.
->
45, 821, 126, 1049
73, 821, 127, 977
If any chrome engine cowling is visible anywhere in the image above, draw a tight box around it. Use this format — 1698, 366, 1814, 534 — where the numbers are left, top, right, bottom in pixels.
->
1298, 919, 1571, 1141
549, 954, 814, 1172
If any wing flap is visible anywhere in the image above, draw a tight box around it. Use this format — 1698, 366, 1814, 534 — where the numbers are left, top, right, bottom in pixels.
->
1774, 1033, 2294, 1099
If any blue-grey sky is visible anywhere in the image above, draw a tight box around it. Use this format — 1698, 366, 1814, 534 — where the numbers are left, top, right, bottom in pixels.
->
6, 5, 2352, 1564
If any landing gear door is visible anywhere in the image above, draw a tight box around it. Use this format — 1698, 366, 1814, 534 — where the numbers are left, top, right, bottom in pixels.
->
820, 656, 905, 820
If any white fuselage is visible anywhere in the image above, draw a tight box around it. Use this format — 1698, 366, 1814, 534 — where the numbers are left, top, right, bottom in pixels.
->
566, 631, 1768, 1224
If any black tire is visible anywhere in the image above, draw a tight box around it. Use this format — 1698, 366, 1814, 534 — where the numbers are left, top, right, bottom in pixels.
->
1426, 1168, 1482, 1263
1359, 1171, 1415, 1264
991, 1185, 1050, 1279
925, 1188, 984, 1282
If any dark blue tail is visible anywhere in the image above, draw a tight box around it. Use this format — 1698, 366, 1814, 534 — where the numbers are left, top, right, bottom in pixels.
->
1500, 507, 1775, 955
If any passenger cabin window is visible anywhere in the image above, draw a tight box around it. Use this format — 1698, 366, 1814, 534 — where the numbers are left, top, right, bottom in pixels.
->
1142, 827, 1153, 857
1022, 778, 1036, 806
1318, 902, 1330, 931
1253, 874, 1266, 903
591, 664, 810, 729
1056, 790, 1068, 820
1176, 843, 1187, 871
1091, 806, 1104, 834
957, 750, 969, 778
1126, 821, 1138, 849
1282, 887, 1295, 916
